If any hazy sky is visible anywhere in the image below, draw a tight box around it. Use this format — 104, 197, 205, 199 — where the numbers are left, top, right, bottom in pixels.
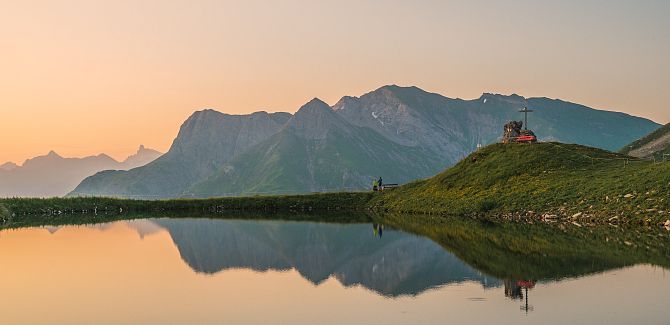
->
1, 0, 669, 163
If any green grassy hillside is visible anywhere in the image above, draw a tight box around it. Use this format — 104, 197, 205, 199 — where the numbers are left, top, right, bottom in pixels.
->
620, 123, 670, 160
371, 142, 670, 224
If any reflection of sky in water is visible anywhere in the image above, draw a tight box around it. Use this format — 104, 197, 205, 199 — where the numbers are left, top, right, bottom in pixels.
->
0, 219, 668, 324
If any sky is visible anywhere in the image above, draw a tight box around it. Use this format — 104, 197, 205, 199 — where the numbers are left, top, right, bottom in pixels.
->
1, 0, 669, 163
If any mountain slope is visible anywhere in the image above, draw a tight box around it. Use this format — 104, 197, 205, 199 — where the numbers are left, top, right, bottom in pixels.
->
70, 85, 660, 199
187, 99, 442, 196
70, 110, 291, 198
334, 85, 659, 156
0, 145, 161, 198
371, 142, 670, 223
620, 123, 670, 159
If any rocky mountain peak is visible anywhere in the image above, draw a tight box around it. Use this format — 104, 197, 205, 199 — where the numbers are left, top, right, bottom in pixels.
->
0, 162, 18, 171
46, 150, 62, 158
291, 98, 337, 121
479, 93, 527, 106
373, 85, 432, 100
332, 96, 359, 111
94, 153, 116, 162
121, 145, 162, 169
299, 98, 331, 111
289, 98, 349, 139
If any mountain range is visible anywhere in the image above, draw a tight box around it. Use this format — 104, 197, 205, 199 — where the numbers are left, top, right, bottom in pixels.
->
0, 145, 162, 198
70, 85, 661, 199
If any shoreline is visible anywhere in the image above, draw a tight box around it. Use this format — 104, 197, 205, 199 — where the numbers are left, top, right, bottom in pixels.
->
2, 190, 669, 230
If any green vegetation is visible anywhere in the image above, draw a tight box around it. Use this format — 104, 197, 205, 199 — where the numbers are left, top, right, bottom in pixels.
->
0, 203, 10, 221
375, 213, 670, 280
0, 192, 372, 229
371, 142, 670, 225
1, 209, 373, 230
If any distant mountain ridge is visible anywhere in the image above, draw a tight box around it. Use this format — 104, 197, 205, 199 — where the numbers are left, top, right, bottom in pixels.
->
0, 145, 162, 198
70, 85, 660, 198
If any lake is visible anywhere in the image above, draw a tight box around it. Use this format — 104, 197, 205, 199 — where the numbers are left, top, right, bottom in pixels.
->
0, 217, 668, 324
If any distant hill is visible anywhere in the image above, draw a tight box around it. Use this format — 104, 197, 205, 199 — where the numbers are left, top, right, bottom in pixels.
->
0, 145, 162, 198
70, 85, 660, 198
371, 142, 670, 222
620, 123, 670, 160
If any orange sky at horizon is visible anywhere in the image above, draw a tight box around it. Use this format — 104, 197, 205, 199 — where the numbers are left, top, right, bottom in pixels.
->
1, 0, 669, 163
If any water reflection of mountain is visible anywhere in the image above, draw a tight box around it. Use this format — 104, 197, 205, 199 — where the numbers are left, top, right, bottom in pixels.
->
151, 219, 501, 297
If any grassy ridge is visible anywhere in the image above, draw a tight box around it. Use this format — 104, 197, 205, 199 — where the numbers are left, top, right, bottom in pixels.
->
371, 143, 670, 224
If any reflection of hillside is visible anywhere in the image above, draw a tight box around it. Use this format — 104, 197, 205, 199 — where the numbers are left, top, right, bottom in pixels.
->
153, 219, 500, 297
377, 213, 670, 281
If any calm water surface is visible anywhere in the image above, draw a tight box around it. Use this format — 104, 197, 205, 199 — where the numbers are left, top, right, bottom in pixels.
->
0, 218, 668, 324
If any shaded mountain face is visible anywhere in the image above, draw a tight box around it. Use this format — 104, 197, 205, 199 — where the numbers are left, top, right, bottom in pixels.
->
187, 99, 441, 196
152, 218, 499, 297
620, 123, 670, 159
334, 86, 660, 159
0, 145, 162, 198
70, 85, 660, 198
70, 110, 291, 198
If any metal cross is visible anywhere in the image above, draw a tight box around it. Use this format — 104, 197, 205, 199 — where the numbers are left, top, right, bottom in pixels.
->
519, 107, 534, 130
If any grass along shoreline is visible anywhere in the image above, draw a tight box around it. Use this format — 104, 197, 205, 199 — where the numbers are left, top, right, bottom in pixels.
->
2, 142, 670, 229
0, 193, 372, 228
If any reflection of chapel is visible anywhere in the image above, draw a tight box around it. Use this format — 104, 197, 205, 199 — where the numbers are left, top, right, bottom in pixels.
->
504, 279, 523, 299
504, 279, 536, 313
